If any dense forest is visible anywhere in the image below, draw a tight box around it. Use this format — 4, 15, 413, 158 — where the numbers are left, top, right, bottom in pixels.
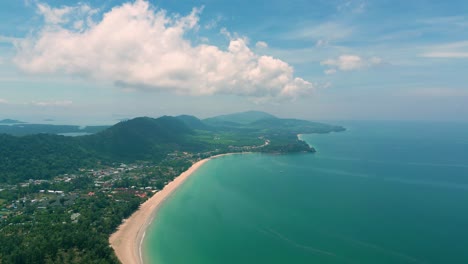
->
0, 186, 141, 263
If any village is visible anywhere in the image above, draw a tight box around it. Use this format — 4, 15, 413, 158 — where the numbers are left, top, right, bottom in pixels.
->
0, 138, 268, 225
0, 150, 200, 223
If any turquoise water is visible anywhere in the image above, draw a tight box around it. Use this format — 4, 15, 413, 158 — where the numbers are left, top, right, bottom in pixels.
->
144, 121, 468, 264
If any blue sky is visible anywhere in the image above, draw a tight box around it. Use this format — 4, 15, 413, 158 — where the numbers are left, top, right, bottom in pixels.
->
0, 0, 467, 124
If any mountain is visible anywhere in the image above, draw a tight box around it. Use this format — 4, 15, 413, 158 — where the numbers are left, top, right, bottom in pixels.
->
176, 115, 211, 130
204, 111, 277, 125
84, 116, 194, 161
0, 119, 26, 124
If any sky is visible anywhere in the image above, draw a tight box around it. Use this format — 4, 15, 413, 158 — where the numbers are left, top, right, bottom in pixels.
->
0, 0, 467, 124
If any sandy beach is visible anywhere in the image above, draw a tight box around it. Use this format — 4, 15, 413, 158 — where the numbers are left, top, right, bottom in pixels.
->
109, 153, 233, 264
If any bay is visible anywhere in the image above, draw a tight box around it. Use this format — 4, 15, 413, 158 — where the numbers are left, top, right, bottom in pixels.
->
144, 121, 468, 264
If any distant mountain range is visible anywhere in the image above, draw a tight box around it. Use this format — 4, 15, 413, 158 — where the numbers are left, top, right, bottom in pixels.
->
0, 111, 345, 183
0, 123, 109, 136
203, 110, 277, 125
0, 119, 26, 124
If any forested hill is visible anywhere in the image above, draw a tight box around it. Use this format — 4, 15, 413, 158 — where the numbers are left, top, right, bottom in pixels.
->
0, 116, 197, 183
81, 116, 196, 161
0, 112, 345, 184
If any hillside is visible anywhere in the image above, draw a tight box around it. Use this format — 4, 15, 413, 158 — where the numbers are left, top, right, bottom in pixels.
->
83, 116, 195, 161
176, 115, 211, 130
204, 110, 277, 125
0, 133, 98, 183
0, 116, 198, 183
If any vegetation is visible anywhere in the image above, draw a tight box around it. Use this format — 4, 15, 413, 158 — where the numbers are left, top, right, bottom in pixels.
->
0, 189, 141, 263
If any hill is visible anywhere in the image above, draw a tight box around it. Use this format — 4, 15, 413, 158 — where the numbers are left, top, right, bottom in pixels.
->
204, 110, 277, 125
0, 116, 198, 183
176, 115, 211, 130
83, 116, 195, 161
0, 133, 98, 183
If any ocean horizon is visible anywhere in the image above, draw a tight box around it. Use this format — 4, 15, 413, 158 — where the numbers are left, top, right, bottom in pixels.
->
143, 120, 468, 264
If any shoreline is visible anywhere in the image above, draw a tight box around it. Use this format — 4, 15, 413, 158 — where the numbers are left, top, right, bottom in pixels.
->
109, 153, 240, 264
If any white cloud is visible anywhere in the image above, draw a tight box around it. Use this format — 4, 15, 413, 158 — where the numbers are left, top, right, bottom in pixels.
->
421, 52, 468, 59
321, 55, 382, 73
420, 41, 468, 59
285, 22, 353, 44
321, 55, 363, 71
255, 41, 268, 48
14, 0, 313, 100
30, 100, 73, 107
337, 0, 367, 14
36, 3, 73, 24
0, 98, 8, 104
324, 69, 337, 75
315, 39, 329, 47
204, 14, 223, 30
419, 16, 468, 28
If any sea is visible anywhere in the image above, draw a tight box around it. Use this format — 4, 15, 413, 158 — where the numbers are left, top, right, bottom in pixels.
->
143, 121, 468, 264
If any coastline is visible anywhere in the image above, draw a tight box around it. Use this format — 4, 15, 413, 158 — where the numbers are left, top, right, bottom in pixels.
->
109, 153, 237, 264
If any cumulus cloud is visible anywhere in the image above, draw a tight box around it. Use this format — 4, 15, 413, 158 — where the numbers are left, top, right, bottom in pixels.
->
30, 100, 73, 107
37, 3, 73, 24
35, 2, 97, 28
13, 0, 313, 100
256, 41, 268, 49
320, 55, 382, 73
